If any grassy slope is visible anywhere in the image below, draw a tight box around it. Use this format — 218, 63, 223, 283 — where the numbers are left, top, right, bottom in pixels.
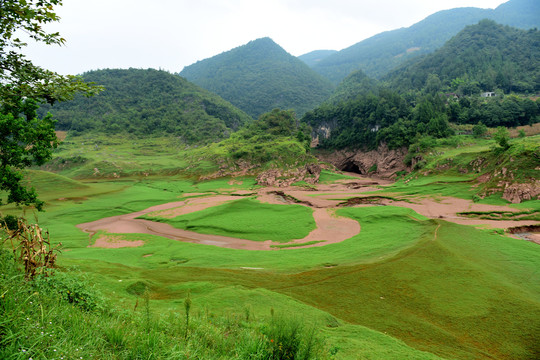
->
141, 198, 316, 242
375, 135, 540, 207
51, 201, 539, 360
2, 135, 540, 359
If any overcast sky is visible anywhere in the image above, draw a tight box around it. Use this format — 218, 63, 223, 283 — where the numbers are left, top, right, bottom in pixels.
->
22, 0, 508, 75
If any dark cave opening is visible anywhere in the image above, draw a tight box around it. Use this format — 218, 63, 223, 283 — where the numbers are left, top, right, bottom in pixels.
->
341, 161, 363, 175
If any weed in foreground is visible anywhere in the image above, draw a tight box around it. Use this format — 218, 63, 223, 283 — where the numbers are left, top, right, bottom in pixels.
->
0, 250, 329, 359
1, 217, 60, 279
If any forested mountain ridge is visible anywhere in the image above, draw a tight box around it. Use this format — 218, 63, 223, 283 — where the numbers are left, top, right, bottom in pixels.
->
327, 69, 380, 104
302, 21, 539, 153
309, 0, 540, 83
386, 20, 540, 94
179, 37, 334, 119
40, 69, 252, 144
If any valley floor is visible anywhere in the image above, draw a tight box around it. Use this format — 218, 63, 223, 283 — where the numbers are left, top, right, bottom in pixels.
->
80, 173, 540, 251
2, 151, 539, 359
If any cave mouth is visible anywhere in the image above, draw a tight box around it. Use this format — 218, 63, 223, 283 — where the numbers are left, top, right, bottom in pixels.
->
341, 161, 363, 175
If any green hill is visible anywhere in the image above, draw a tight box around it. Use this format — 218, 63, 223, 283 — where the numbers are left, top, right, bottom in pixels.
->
327, 69, 380, 104
386, 20, 540, 94
309, 0, 540, 83
179, 37, 334, 118
41, 68, 252, 144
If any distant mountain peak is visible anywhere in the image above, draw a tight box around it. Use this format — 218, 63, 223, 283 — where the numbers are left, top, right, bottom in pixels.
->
180, 38, 333, 118
307, 0, 540, 83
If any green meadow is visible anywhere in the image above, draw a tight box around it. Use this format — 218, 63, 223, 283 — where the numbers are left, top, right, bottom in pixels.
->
1, 135, 539, 359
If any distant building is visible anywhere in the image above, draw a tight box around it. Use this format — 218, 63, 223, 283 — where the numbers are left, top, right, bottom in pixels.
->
481, 92, 496, 98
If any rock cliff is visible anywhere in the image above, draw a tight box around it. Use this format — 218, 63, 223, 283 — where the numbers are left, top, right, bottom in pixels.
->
315, 144, 409, 179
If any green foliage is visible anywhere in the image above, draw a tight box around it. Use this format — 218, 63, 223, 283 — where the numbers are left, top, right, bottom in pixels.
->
0, 214, 19, 230
395, 134, 540, 201
0, 0, 101, 210
0, 99, 58, 209
183, 109, 316, 176
447, 94, 539, 127
494, 126, 511, 150
387, 20, 540, 95
180, 37, 334, 118
0, 250, 329, 359
40, 68, 252, 144
32, 269, 106, 312
328, 69, 380, 103
309, 2, 540, 82
141, 198, 316, 242
258, 108, 297, 136
262, 315, 321, 359
472, 122, 488, 138
0, 0, 102, 105
304, 90, 456, 151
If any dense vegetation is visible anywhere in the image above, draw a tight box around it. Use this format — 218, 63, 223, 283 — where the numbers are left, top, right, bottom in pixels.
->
303, 20, 540, 152
326, 69, 380, 104
180, 38, 334, 119
186, 109, 315, 176
308, 0, 540, 83
304, 90, 539, 151
40, 69, 252, 144
386, 20, 540, 94
0, 249, 328, 359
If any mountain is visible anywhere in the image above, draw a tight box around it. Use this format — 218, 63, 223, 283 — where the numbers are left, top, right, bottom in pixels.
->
179, 37, 334, 119
386, 20, 540, 94
327, 69, 380, 103
298, 50, 338, 67
41, 69, 252, 144
491, 0, 540, 29
309, 0, 540, 83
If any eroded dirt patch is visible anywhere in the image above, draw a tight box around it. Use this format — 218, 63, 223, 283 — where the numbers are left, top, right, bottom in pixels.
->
78, 175, 538, 250
90, 235, 144, 248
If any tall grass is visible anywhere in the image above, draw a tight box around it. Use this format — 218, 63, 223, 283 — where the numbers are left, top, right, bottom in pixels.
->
0, 250, 329, 359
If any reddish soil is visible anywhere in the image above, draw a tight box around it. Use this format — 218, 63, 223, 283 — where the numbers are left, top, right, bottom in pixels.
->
78, 174, 538, 250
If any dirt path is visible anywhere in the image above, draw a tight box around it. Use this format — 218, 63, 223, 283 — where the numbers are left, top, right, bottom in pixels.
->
78, 175, 538, 250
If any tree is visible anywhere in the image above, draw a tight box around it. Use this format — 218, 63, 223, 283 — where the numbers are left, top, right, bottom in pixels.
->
493, 126, 510, 150
0, 0, 102, 209
472, 122, 488, 138
258, 109, 296, 136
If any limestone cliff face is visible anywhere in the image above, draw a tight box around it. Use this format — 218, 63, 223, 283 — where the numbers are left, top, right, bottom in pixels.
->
316, 144, 410, 179
502, 181, 540, 204
256, 164, 321, 187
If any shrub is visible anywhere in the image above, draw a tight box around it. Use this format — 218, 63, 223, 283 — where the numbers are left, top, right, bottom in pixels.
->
473, 122, 488, 138
33, 269, 105, 311
0, 215, 20, 230
494, 126, 510, 150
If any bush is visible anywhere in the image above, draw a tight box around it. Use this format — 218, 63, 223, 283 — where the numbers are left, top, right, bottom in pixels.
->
473, 122, 488, 138
0, 214, 19, 230
261, 315, 323, 359
494, 127, 510, 150
33, 269, 105, 311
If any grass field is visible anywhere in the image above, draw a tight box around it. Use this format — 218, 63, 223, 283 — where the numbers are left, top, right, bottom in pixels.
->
1, 134, 539, 359
141, 197, 316, 242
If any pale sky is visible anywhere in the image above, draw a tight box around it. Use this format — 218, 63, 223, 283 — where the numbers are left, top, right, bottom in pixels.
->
22, 0, 508, 75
